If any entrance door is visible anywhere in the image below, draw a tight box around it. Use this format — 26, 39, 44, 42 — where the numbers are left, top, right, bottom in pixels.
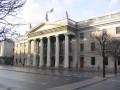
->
80, 56, 84, 68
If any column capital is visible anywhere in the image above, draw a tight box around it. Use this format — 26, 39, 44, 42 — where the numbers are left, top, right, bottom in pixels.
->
55, 34, 59, 37
47, 36, 51, 39
28, 39, 32, 42
39, 37, 43, 40
33, 38, 37, 41
64, 33, 69, 36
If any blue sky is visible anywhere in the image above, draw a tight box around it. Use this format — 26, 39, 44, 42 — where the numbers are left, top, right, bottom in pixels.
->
18, 0, 120, 35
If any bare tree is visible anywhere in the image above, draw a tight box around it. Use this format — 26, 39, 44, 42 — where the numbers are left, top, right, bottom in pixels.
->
0, 0, 26, 40
106, 38, 120, 75
94, 32, 111, 77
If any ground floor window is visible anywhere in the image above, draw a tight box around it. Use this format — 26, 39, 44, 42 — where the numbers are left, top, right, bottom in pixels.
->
80, 56, 84, 68
91, 57, 95, 65
118, 57, 120, 65
16, 58, 18, 64
105, 57, 108, 65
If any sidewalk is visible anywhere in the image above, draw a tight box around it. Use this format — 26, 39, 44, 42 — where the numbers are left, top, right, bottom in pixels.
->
0, 65, 119, 90
47, 76, 104, 90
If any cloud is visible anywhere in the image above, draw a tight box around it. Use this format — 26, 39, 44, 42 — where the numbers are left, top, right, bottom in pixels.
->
109, 0, 120, 8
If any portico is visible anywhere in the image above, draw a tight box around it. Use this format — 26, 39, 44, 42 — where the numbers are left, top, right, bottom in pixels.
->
26, 33, 75, 69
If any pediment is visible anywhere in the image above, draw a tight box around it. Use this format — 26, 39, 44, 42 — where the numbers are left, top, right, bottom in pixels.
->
28, 22, 67, 34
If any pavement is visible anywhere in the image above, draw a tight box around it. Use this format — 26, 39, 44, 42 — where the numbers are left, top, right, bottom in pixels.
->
0, 65, 120, 90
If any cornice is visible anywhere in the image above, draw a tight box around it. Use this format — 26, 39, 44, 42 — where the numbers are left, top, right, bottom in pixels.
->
78, 20, 120, 29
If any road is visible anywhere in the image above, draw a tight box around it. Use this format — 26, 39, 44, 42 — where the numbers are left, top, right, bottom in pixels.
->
0, 69, 92, 90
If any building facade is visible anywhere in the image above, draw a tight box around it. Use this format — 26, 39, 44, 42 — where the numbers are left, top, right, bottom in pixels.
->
0, 39, 14, 65
14, 12, 120, 69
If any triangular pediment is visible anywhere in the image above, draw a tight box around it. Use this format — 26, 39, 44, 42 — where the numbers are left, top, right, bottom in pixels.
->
28, 19, 68, 34
34, 23, 60, 32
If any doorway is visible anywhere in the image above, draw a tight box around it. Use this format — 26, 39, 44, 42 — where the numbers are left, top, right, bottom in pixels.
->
80, 56, 84, 68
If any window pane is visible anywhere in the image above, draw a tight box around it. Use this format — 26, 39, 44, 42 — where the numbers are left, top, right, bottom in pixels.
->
116, 27, 120, 34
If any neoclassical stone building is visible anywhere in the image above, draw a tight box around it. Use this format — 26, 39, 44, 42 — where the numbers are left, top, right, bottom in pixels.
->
14, 12, 120, 69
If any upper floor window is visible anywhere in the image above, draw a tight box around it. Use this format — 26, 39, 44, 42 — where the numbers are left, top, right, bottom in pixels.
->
80, 33, 84, 39
24, 49, 25, 55
90, 31, 96, 37
91, 42, 95, 51
16, 44, 18, 47
20, 43, 22, 47
20, 50, 21, 55
80, 43, 84, 52
116, 27, 120, 34
118, 56, 120, 65
16, 51, 17, 55
102, 29, 107, 34
24, 42, 26, 47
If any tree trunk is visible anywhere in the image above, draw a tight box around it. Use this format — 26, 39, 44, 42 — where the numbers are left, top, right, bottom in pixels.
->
103, 52, 106, 77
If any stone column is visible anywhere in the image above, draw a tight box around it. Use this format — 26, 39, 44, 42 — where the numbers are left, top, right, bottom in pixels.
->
47, 37, 51, 67
55, 35, 59, 68
39, 38, 43, 67
27, 40, 31, 66
64, 34, 69, 68
33, 39, 37, 66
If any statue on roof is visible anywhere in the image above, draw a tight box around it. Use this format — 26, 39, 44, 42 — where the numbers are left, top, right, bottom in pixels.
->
29, 23, 32, 29
66, 11, 69, 19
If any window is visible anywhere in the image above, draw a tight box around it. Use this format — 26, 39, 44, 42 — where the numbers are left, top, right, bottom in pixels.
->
24, 42, 26, 47
91, 42, 95, 51
16, 51, 17, 55
102, 29, 107, 34
105, 57, 108, 65
20, 50, 21, 55
80, 33, 84, 39
90, 31, 95, 37
91, 57, 95, 65
20, 43, 21, 47
116, 27, 120, 34
16, 58, 18, 64
80, 43, 84, 51
16, 44, 18, 47
24, 49, 25, 55
19, 58, 21, 64
118, 56, 120, 65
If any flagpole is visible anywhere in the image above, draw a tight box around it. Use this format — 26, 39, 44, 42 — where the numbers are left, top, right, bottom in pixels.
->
45, 8, 54, 22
